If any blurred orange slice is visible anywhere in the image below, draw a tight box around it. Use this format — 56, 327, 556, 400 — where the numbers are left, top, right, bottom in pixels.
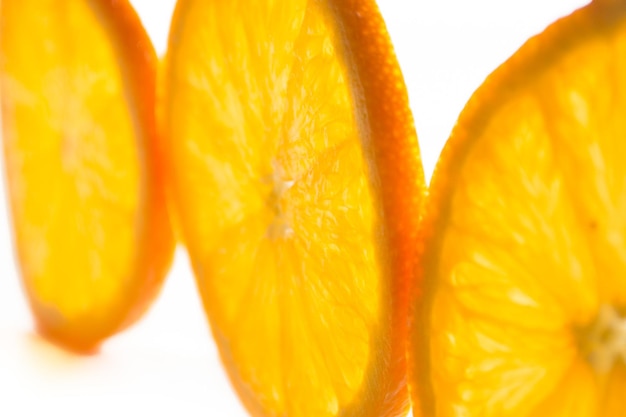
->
163, 0, 424, 415
0, 0, 174, 352
410, 0, 626, 415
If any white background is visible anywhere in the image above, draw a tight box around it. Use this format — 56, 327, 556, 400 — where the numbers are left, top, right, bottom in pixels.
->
0, 1, 589, 415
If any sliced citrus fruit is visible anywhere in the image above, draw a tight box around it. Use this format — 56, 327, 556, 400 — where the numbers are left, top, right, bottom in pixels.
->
410, 0, 626, 415
163, 0, 424, 415
0, 0, 174, 352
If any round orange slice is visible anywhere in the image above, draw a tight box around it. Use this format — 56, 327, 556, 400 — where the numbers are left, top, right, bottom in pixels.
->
0, 0, 174, 352
163, 0, 424, 415
410, 0, 626, 415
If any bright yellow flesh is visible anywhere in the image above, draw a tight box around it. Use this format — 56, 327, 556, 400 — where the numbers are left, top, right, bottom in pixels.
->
1, 2, 141, 326
426, 7, 626, 417
166, 1, 381, 415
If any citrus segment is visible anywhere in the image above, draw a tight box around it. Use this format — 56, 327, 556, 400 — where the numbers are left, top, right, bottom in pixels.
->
0, 0, 174, 351
164, 0, 423, 415
411, 1, 626, 415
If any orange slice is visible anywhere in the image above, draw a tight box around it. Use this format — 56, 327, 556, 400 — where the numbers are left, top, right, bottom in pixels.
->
410, 0, 626, 415
0, 0, 174, 352
163, 0, 424, 415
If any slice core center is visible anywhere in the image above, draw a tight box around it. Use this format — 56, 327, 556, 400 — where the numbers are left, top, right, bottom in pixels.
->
582, 304, 626, 374
265, 160, 295, 240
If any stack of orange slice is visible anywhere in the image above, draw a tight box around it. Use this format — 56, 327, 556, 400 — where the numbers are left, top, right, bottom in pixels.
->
9, 0, 626, 416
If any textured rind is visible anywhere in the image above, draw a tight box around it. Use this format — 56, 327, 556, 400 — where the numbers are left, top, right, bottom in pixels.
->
408, 1, 626, 415
325, 1, 424, 416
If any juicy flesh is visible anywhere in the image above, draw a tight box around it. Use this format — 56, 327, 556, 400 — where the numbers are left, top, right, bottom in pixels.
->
427, 17, 626, 417
1, 2, 141, 326
167, 0, 381, 415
